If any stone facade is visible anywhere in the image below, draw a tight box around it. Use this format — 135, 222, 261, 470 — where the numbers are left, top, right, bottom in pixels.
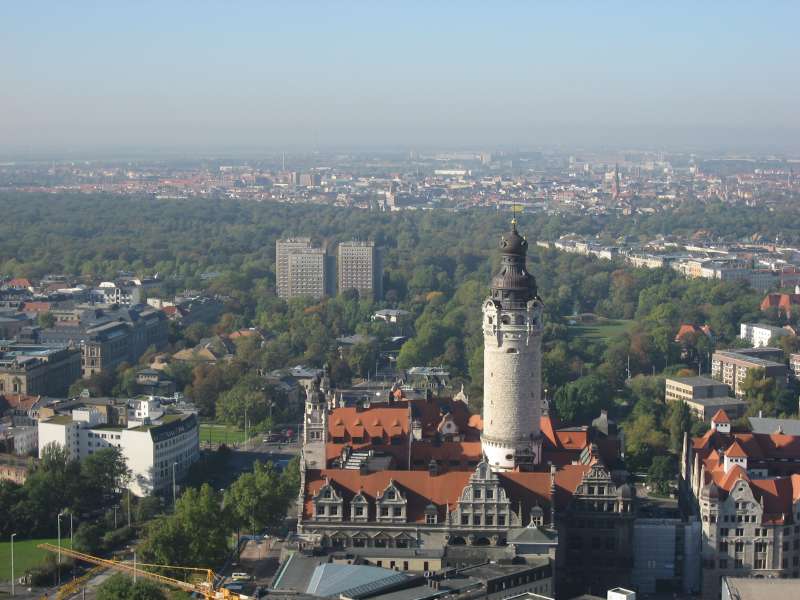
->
481, 221, 544, 471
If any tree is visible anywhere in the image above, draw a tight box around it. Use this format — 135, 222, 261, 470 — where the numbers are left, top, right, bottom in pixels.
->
140, 484, 229, 568
741, 368, 778, 417
623, 412, 669, 473
73, 521, 105, 555
224, 461, 290, 535
97, 573, 165, 600
553, 375, 609, 425
647, 455, 676, 496
79, 447, 131, 510
667, 401, 691, 453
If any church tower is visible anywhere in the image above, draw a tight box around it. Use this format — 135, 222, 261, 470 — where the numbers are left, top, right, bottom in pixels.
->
481, 219, 544, 471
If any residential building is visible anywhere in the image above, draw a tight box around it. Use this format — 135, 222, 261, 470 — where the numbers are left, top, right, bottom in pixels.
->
739, 322, 790, 348
277, 238, 319, 299
288, 247, 328, 299
710, 350, 787, 397
0, 343, 81, 396
664, 376, 746, 421
38, 399, 199, 496
337, 240, 383, 300
682, 409, 800, 598
0, 424, 37, 455
790, 353, 800, 378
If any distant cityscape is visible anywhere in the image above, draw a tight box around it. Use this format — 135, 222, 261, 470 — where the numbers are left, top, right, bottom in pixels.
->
2, 150, 798, 218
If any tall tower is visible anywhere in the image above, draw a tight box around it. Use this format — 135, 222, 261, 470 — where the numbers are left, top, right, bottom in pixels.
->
481, 219, 544, 471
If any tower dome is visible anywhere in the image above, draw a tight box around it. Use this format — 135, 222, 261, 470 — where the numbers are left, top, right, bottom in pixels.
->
490, 219, 538, 304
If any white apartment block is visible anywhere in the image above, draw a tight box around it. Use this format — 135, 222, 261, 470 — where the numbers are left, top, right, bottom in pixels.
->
739, 322, 789, 348
38, 402, 199, 496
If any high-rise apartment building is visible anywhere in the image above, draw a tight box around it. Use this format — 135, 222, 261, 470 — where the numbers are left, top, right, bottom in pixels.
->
288, 248, 327, 299
337, 240, 382, 300
276, 238, 330, 300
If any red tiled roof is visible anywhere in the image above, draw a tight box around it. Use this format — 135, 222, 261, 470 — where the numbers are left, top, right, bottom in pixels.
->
22, 301, 51, 313
761, 293, 800, 314
726, 441, 748, 458
675, 323, 713, 343
303, 463, 589, 523
711, 409, 730, 424
0, 394, 39, 411
329, 405, 410, 440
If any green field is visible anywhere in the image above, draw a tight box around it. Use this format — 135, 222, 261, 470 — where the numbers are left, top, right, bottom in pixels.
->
199, 423, 247, 444
0, 537, 71, 582
568, 319, 635, 344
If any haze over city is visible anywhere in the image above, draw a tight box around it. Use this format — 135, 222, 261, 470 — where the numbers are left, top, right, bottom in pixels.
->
2, 1, 799, 155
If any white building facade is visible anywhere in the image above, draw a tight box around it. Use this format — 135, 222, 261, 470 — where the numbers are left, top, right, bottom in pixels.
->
38, 409, 199, 496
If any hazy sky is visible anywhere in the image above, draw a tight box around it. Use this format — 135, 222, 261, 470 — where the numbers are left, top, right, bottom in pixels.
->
2, 1, 799, 154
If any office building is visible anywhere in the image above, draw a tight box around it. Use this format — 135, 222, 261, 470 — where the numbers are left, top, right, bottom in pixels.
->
38, 397, 199, 496
664, 376, 746, 421
0, 342, 81, 397
337, 240, 382, 300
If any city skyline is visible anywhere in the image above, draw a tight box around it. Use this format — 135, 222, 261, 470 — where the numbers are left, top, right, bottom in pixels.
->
2, 2, 799, 155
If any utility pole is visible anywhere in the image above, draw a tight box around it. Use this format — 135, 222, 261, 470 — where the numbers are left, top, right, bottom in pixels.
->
10, 533, 16, 596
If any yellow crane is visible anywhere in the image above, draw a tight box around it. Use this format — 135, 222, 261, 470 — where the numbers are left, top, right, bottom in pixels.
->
37, 543, 244, 600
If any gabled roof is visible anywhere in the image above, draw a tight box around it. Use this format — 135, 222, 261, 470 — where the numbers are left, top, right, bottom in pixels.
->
711, 409, 731, 424
726, 440, 748, 458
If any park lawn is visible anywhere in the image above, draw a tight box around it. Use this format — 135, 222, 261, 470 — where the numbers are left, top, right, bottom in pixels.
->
0, 537, 71, 582
569, 319, 635, 344
199, 423, 247, 444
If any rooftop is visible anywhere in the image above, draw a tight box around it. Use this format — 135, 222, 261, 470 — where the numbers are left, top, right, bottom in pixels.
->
723, 576, 800, 600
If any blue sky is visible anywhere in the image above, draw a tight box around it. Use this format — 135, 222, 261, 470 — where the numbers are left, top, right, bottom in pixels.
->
1, 1, 798, 154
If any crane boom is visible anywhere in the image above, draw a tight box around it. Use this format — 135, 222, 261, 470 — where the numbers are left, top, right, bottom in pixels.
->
37, 543, 225, 599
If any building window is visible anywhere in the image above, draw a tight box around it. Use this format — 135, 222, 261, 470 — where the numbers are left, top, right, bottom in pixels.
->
719, 559, 727, 569
473, 515, 481, 526
474, 489, 481, 499
486, 489, 494, 499
497, 515, 505, 526
426, 513, 436, 525
755, 558, 766, 569
735, 559, 743, 569
461, 515, 469, 525
735, 528, 744, 537
354, 506, 364, 516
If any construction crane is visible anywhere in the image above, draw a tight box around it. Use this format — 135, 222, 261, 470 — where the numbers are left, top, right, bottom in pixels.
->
37, 543, 245, 600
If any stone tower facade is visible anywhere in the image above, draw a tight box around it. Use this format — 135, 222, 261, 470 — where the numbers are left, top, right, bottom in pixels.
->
481, 220, 544, 471
302, 367, 329, 470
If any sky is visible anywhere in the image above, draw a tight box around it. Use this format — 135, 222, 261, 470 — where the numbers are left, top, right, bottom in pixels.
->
1, 1, 799, 155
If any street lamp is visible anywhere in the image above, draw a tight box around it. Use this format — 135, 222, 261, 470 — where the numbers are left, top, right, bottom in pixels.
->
57, 511, 66, 584
172, 462, 178, 508
10, 533, 16, 597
